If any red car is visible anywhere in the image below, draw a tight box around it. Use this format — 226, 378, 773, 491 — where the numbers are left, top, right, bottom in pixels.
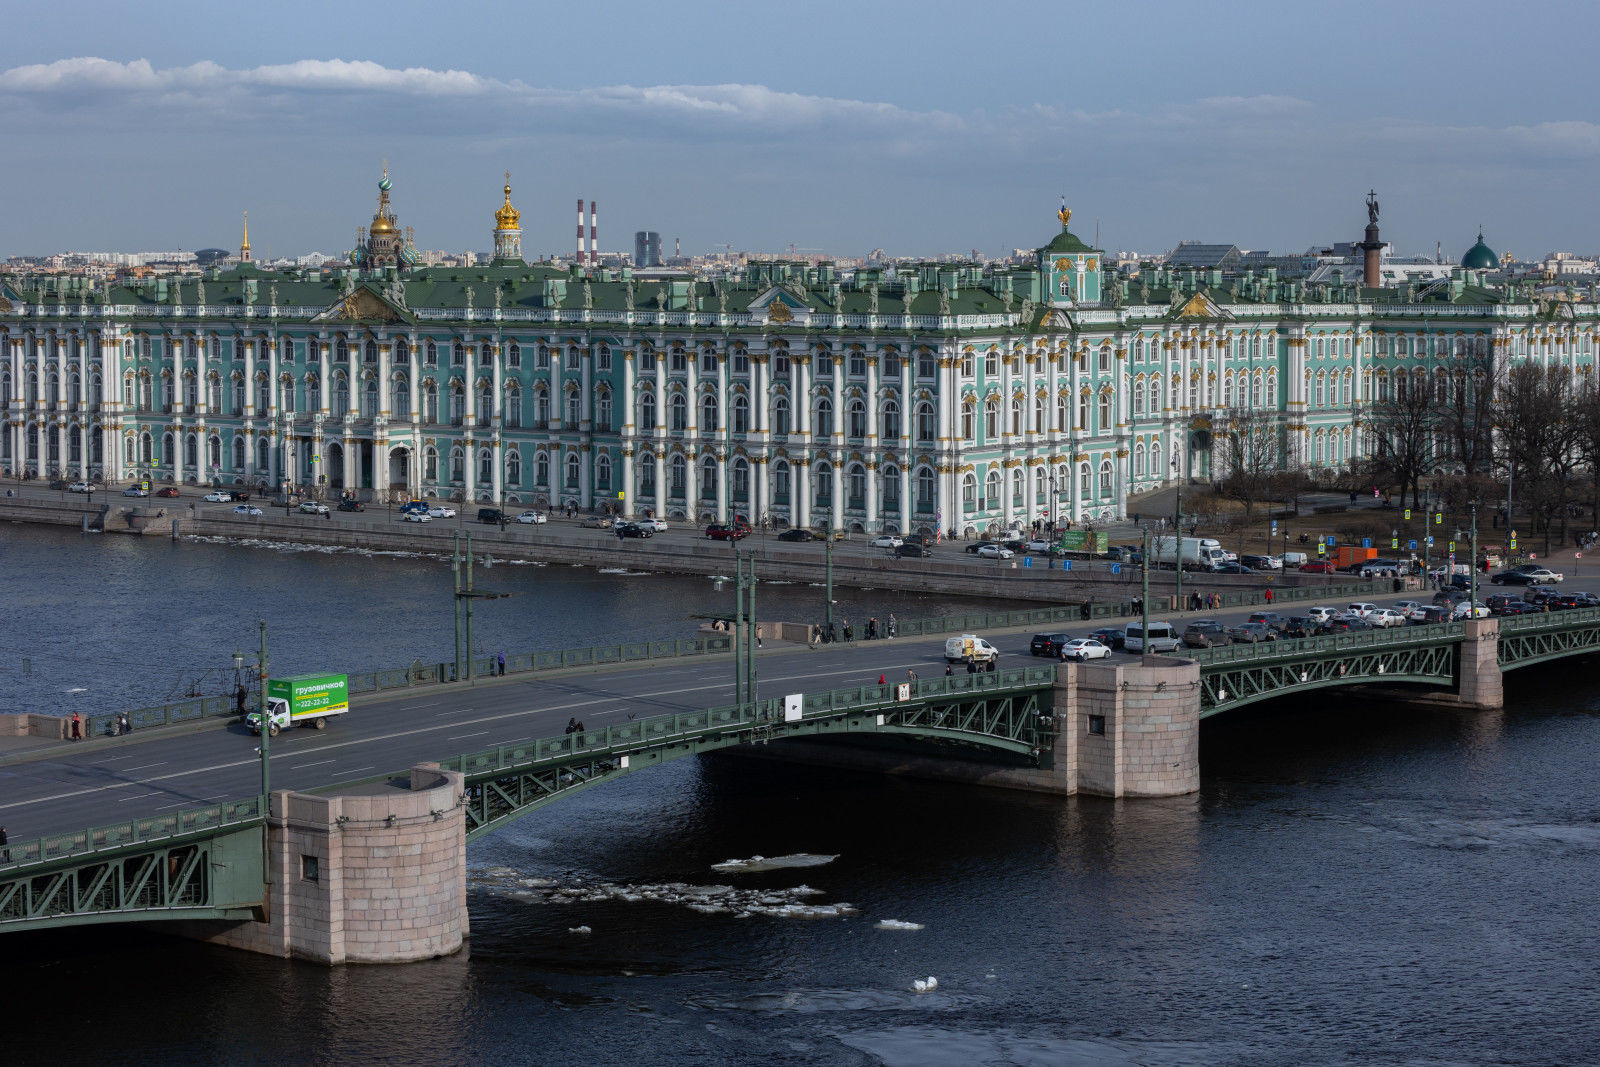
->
705, 522, 749, 542
1298, 560, 1335, 573
156, 486, 181, 498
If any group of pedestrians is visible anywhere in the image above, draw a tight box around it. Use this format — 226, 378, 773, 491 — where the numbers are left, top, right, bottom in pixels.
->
1187, 591, 1225, 611
808, 612, 897, 647
564, 717, 587, 734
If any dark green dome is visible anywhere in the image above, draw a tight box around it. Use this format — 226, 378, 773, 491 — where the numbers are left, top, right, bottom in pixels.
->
1461, 230, 1498, 270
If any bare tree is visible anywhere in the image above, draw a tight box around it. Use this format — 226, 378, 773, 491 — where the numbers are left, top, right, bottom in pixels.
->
1214, 407, 1280, 516
1437, 347, 1498, 478
1362, 371, 1435, 508
1495, 363, 1579, 554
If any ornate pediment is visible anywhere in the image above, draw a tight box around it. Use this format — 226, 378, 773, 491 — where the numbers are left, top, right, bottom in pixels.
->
1175, 291, 1230, 320
748, 286, 810, 327
313, 286, 409, 324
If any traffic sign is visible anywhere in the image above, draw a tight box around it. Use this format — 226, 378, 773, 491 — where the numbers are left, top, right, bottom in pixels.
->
1022, 556, 1033, 568
1390, 538, 1398, 549
1062, 560, 1073, 571
1110, 563, 1121, 575
1425, 536, 1434, 547
1271, 520, 1278, 533
1362, 538, 1371, 549
1404, 509, 1412, 520
1449, 541, 1456, 552
1408, 539, 1417, 550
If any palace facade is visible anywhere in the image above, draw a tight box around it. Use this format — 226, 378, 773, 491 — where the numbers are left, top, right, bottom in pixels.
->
4, 179, 1598, 535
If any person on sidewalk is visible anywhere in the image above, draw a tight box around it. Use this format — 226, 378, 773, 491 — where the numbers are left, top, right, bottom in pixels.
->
756, 625, 764, 649
497, 651, 506, 676
69, 712, 81, 741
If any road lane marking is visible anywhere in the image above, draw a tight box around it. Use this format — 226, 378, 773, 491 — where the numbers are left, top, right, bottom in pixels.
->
401, 702, 440, 710
449, 731, 489, 741
121, 762, 167, 771
117, 791, 162, 803
286, 759, 336, 771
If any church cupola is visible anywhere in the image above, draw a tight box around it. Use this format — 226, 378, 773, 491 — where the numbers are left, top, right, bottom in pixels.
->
1038, 197, 1103, 306
352, 163, 419, 272
492, 172, 524, 264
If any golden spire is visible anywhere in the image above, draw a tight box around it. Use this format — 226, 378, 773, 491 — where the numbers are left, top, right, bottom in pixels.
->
240, 210, 252, 261
494, 171, 521, 231
1057, 196, 1072, 230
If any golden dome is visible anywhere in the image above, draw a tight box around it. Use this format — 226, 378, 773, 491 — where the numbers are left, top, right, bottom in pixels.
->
370, 213, 396, 235
494, 174, 521, 230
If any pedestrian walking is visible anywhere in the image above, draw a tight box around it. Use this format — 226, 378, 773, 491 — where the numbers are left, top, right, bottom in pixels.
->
756, 625, 764, 649
118, 712, 131, 736
0, 825, 7, 863
945, 663, 953, 677
70, 712, 81, 741
843, 620, 853, 641
879, 673, 886, 685
235, 684, 248, 715
907, 669, 917, 683
887, 613, 896, 639
497, 651, 506, 676
565, 717, 579, 734
809, 624, 821, 649
1264, 589, 1273, 605
967, 657, 978, 674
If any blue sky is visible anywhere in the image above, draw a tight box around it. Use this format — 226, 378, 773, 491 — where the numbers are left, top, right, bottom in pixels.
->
3, 0, 1596, 261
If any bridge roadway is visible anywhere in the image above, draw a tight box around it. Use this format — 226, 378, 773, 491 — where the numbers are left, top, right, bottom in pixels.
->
0, 589, 1438, 840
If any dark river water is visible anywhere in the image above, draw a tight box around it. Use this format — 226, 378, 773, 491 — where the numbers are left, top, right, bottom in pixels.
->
5, 525, 1600, 1065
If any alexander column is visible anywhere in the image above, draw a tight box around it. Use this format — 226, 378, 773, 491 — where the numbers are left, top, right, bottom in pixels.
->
1361, 190, 1383, 287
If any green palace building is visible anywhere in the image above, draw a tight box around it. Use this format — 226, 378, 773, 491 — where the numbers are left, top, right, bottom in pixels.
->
3, 178, 1597, 536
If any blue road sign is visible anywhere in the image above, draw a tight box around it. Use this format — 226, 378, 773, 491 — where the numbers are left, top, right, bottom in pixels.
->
1362, 537, 1371, 549
1062, 560, 1073, 571
1022, 556, 1033, 568
1110, 563, 1121, 575
1409, 539, 1418, 550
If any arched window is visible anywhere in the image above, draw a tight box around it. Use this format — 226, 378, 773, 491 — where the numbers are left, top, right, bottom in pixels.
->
733, 395, 749, 434
477, 385, 493, 427
670, 394, 687, 431
535, 451, 550, 486
506, 450, 522, 487
1098, 390, 1111, 430
961, 397, 975, 440
773, 460, 790, 504
508, 342, 521, 368
422, 380, 438, 422
1134, 443, 1146, 477
1034, 396, 1046, 434
700, 455, 718, 501
984, 396, 999, 441
1079, 462, 1091, 494
670, 454, 687, 494
595, 452, 612, 491
772, 395, 790, 436
596, 388, 613, 432
479, 449, 492, 485
504, 383, 521, 427
1077, 392, 1090, 431
917, 466, 937, 510
882, 465, 900, 508
1222, 374, 1234, 408
449, 383, 465, 425
702, 394, 718, 433
640, 454, 656, 493
640, 391, 656, 431
984, 468, 1000, 509
1056, 394, 1068, 432
566, 389, 581, 426
814, 462, 832, 507
848, 399, 866, 438
732, 457, 749, 500
815, 397, 833, 437
565, 452, 580, 489
1099, 459, 1113, 496
423, 446, 438, 481
450, 446, 464, 482
962, 472, 977, 509
916, 401, 935, 442
364, 376, 378, 419
882, 399, 900, 440
1010, 397, 1023, 435
1133, 379, 1145, 415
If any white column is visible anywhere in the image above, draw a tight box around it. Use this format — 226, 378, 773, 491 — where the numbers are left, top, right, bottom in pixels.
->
622, 350, 637, 517
864, 461, 878, 530
378, 341, 392, 416
653, 447, 667, 517
794, 457, 810, 529
714, 448, 727, 521
795, 355, 811, 438
622, 447, 636, 519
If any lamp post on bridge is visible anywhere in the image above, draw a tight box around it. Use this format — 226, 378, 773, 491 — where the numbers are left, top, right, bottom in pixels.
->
233, 620, 270, 801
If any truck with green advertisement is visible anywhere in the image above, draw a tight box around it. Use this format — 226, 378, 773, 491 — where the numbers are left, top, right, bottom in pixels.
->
1053, 530, 1110, 557
247, 673, 349, 736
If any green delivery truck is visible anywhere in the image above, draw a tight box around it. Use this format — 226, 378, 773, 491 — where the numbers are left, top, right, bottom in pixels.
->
247, 673, 349, 736
1053, 530, 1110, 557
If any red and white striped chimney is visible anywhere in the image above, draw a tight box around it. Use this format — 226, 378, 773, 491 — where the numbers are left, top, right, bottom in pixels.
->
589, 201, 598, 266
576, 198, 586, 265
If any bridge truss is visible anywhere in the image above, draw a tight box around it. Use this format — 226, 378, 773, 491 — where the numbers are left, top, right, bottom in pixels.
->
1498, 607, 1600, 670
1190, 627, 1462, 717
447, 667, 1059, 840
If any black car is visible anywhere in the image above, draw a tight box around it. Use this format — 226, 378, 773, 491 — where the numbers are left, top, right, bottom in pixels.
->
895, 542, 931, 558
901, 533, 933, 548
1213, 562, 1254, 574
776, 528, 818, 542
1325, 616, 1374, 632
1247, 611, 1286, 631
615, 522, 653, 539
48, 479, 69, 490
1489, 570, 1537, 586
337, 499, 365, 512
1030, 632, 1073, 657
478, 507, 506, 524
1087, 627, 1126, 650
1227, 622, 1277, 644
1489, 599, 1535, 617
966, 541, 997, 555
1282, 616, 1320, 638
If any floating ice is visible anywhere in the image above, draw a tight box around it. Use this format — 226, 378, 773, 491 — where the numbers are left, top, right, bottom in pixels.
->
712, 853, 839, 874
474, 871, 851, 921
911, 976, 938, 993
64, 687, 89, 694
568, 925, 592, 935
875, 919, 924, 931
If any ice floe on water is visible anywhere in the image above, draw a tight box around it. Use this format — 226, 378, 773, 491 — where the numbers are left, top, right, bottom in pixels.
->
910, 976, 938, 993
711, 853, 839, 873
568, 925, 592, 936
472, 869, 857, 920
875, 919, 925, 931
595, 567, 652, 576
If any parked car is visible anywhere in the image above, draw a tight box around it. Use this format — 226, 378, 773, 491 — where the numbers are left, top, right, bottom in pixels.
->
1408, 606, 1451, 625
965, 541, 997, 555
868, 534, 903, 549
705, 522, 749, 541
1346, 602, 1379, 618
894, 542, 931, 558
1124, 622, 1182, 654
616, 522, 653, 539
1246, 611, 1286, 631
1305, 606, 1336, 623
976, 544, 1014, 560
1489, 570, 1537, 586
337, 499, 365, 512
1182, 620, 1233, 648
1299, 560, 1335, 574
1060, 638, 1111, 662
578, 515, 611, 529
1030, 633, 1073, 657
1452, 601, 1492, 619
516, 510, 546, 524
402, 510, 431, 523
427, 505, 456, 519
1432, 589, 1470, 607
633, 517, 669, 533
1369, 608, 1408, 628
777, 528, 819, 542
1325, 616, 1374, 632
68, 481, 99, 494
299, 501, 330, 515
1212, 562, 1254, 574
156, 487, 181, 498
400, 500, 430, 515
1088, 627, 1126, 651
233, 504, 263, 516
478, 508, 507, 524
1282, 616, 1320, 639
122, 486, 149, 497
1489, 598, 1535, 617
200, 490, 230, 502
1394, 600, 1423, 616
1024, 539, 1056, 555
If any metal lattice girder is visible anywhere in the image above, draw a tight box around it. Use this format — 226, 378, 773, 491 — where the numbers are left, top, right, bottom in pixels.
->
1496, 605, 1600, 670
455, 670, 1059, 841
1197, 640, 1457, 717
0, 824, 265, 932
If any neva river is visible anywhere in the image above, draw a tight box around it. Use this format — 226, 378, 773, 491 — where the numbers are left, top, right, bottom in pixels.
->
6, 525, 1600, 1064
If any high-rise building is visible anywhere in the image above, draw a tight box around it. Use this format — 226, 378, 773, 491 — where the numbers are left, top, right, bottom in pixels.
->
634, 231, 661, 268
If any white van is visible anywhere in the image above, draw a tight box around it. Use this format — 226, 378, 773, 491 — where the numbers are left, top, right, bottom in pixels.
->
1124, 621, 1182, 653
945, 634, 1000, 663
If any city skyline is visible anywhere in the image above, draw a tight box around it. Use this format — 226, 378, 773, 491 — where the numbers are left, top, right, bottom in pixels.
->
2, 1, 1597, 260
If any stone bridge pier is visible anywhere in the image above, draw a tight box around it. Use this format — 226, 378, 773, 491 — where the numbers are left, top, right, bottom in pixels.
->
179, 763, 468, 964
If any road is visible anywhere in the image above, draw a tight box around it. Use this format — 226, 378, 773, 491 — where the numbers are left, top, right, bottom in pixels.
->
0, 587, 1456, 842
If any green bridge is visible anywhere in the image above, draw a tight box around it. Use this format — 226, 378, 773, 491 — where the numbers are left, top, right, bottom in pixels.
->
6, 609, 1600, 946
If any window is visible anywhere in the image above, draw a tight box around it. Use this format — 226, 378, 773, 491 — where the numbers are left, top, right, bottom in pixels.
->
506, 450, 522, 487
597, 346, 611, 372
595, 452, 611, 490
505, 385, 522, 428
302, 855, 320, 883
1077, 393, 1089, 431
917, 467, 936, 510
883, 466, 900, 508
916, 402, 936, 443
425, 341, 438, 365
961, 351, 974, 377
984, 397, 998, 441
566, 390, 581, 426
1010, 398, 1023, 436
1087, 715, 1105, 736
962, 472, 977, 508
773, 460, 790, 504
772, 352, 790, 377
702, 394, 718, 432
882, 400, 900, 441
566, 453, 580, 489
537, 345, 552, 371
984, 350, 998, 378
848, 399, 866, 438
1133, 379, 1145, 415
1099, 459, 1113, 496
732, 458, 748, 499
670, 394, 687, 432
815, 397, 833, 437
961, 398, 975, 441
535, 451, 550, 486
671, 349, 687, 373
1098, 391, 1111, 430
733, 395, 749, 434
733, 350, 749, 374
917, 352, 936, 379
640, 392, 656, 431
508, 343, 521, 368
848, 351, 866, 377
772, 396, 790, 436
641, 454, 656, 493
335, 339, 348, 364
596, 389, 613, 432
985, 469, 1000, 509
1099, 347, 1110, 374
848, 464, 865, 508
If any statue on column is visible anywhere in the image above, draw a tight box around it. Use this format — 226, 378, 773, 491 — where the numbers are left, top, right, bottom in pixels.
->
868, 284, 879, 315
269, 282, 278, 308
1366, 190, 1380, 225
196, 280, 206, 307
582, 280, 594, 310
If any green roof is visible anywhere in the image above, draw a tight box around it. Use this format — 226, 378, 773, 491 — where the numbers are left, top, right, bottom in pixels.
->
1461, 232, 1498, 271
1040, 227, 1097, 255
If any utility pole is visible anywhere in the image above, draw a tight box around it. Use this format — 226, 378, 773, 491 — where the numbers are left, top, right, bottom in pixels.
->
452, 534, 463, 680
824, 536, 834, 632
1173, 461, 1184, 611
746, 551, 759, 705
1469, 501, 1480, 609
1140, 525, 1152, 661
734, 550, 747, 705
453, 530, 510, 684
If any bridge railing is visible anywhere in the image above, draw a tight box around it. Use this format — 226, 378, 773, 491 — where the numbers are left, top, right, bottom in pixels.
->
1499, 604, 1600, 634
440, 664, 1059, 778
81, 633, 737, 738
1182, 620, 1466, 667
0, 797, 263, 873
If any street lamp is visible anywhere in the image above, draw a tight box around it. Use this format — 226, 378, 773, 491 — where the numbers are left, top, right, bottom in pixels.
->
233, 620, 271, 800
1172, 455, 1185, 611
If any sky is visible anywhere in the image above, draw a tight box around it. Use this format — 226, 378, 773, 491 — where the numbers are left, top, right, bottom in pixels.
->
2, 0, 1597, 262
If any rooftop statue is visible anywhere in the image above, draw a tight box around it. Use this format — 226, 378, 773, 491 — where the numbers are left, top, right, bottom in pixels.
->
1367, 190, 1380, 225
